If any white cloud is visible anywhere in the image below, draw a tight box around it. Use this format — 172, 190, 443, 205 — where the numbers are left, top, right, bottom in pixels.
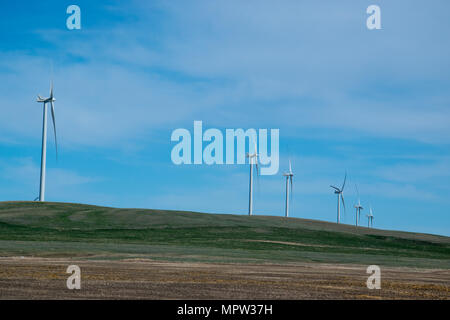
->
1, 0, 450, 149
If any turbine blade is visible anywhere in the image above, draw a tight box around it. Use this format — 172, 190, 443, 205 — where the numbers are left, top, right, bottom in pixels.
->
341, 194, 346, 213
50, 80, 53, 99
289, 159, 292, 174
341, 172, 347, 191
50, 101, 58, 159
289, 175, 293, 207
255, 162, 260, 194
330, 185, 340, 191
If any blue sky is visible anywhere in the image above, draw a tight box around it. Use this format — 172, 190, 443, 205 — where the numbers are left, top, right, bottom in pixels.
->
0, 0, 449, 236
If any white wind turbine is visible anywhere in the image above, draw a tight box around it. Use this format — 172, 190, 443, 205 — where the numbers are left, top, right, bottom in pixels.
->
367, 205, 374, 228
246, 143, 259, 216
36, 81, 58, 202
283, 160, 293, 217
354, 185, 363, 226
330, 173, 346, 224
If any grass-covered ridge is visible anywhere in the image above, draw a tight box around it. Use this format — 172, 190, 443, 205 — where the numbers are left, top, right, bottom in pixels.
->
0, 201, 449, 268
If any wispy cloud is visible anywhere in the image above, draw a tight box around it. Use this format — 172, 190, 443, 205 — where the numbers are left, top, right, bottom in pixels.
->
1, 0, 450, 148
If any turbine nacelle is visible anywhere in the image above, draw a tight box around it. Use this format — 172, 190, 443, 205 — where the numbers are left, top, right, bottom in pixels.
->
354, 200, 363, 210
330, 185, 342, 194
246, 142, 258, 159
283, 161, 293, 176
37, 81, 55, 103
331, 173, 347, 223
246, 153, 258, 168
246, 152, 258, 158
37, 95, 55, 103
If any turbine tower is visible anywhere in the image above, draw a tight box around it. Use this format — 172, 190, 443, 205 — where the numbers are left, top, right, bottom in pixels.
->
367, 206, 374, 228
246, 143, 258, 216
354, 185, 363, 226
283, 160, 294, 217
36, 82, 57, 202
330, 173, 346, 224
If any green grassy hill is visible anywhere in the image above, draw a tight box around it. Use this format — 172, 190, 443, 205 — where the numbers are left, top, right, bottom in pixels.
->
0, 201, 449, 268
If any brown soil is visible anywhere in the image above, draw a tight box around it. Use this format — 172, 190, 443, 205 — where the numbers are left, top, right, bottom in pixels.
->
0, 257, 448, 299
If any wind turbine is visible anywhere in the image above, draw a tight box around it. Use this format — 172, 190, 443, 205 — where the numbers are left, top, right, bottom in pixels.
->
283, 160, 294, 217
36, 81, 58, 202
330, 173, 346, 224
246, 143, 259, 216
354, 185, 363, 226
367, 206, 374, 228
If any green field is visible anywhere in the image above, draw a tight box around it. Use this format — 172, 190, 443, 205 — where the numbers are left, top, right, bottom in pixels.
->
0, 201, 449, 268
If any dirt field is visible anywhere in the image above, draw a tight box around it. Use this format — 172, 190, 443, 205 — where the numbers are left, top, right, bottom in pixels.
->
0, 257, 448, 299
